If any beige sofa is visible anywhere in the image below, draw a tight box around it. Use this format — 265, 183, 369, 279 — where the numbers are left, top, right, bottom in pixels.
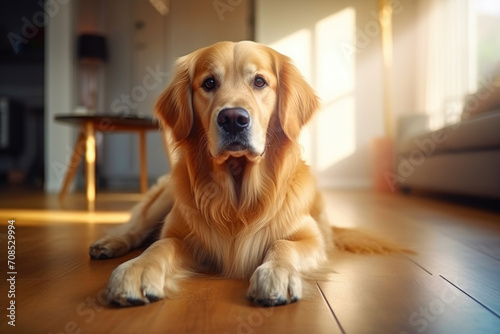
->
396, 74, 500, 200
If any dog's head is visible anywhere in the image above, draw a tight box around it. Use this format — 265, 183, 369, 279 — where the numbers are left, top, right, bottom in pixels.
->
156, 41, 319, 164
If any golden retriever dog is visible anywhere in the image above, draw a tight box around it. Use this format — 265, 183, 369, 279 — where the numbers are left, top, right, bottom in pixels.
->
90, 41, 407, 307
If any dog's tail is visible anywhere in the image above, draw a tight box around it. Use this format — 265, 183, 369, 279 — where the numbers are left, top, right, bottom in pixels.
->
332, 227, 415, 254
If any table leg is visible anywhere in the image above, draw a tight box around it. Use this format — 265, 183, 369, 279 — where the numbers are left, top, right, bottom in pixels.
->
139, 130, 148, 193
59, 129, 86, 202
85, 121, 96, 211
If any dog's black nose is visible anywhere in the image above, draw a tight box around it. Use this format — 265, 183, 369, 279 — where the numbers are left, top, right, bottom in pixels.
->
217, 108, 250, 134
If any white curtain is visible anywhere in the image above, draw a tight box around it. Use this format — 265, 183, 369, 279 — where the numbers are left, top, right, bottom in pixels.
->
414, 0, 476, 128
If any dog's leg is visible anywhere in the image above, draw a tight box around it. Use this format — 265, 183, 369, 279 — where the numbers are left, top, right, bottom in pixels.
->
247, 217, 326, 307
107, 237, 192, 306
89, 174, 174, 259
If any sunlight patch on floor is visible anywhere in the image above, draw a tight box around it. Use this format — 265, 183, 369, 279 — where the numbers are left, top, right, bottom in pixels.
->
0, 209, 129, 224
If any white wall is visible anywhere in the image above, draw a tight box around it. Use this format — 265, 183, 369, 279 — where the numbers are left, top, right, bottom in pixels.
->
256, 0, 385, 188
45, 0, 76, 192
163, 0, 252, 70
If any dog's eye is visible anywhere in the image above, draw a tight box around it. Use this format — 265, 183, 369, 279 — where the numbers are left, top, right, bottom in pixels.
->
254, 76, 267, 88
202, 77, 216, 91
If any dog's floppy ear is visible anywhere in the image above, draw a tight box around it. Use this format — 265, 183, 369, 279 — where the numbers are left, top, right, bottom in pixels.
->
277, 55, 320, 139
155, 55, 194, 142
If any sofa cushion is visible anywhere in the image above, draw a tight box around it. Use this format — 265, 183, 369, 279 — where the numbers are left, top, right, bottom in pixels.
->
462, 66, 500, 119
398, 109, 500, 154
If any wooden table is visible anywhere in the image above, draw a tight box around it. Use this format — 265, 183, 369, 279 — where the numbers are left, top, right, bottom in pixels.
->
55, 114, 160, 210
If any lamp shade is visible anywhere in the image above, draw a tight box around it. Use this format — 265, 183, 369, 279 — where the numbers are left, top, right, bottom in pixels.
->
77, 34, 108, 61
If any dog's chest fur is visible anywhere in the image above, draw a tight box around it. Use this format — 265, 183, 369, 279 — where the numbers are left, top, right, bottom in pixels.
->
168, 147, 315, 278
188, 217, 278, 278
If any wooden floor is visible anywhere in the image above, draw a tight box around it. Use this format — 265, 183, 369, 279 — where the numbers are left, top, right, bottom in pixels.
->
1, 188, 500, 334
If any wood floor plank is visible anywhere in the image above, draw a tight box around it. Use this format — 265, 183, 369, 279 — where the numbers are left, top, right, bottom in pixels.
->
5, 272, 339, 334
320, 190, 500, 333
2, 190, 500, 333
319, 273, 500, 334
0, 221, 339, 334
408, 235, 500, 317
0, 224, 114, 280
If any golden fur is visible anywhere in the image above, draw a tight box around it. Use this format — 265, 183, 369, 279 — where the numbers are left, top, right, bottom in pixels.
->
90, 41, 409, 307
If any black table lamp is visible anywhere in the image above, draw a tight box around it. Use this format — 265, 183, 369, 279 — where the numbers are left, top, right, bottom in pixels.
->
78, 34, 108, 61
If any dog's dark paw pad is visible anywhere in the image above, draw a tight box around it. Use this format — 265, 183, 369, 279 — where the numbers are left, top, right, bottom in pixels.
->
126, 298, 146, 306
145, 294, 160, 303
255, 297, 288, 307
110, 299, 131, 307
91, 252, 110, 260
89, 246, 110, 260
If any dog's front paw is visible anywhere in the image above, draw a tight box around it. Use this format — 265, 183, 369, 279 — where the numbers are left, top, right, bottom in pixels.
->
89, 236, 130, 259
247, 263, 302, 307
107, 258, 165, 307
